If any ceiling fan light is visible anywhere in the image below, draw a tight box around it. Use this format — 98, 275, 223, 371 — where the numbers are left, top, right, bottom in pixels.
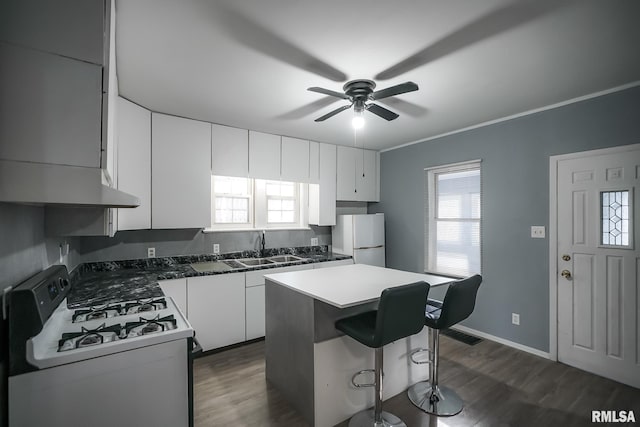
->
352, 114, 364, 130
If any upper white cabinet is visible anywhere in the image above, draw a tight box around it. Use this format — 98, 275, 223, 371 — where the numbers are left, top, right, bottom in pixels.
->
117, 97, 151, 230
211, 124, 248, 177
152, 113, 211, 229
0, 0, 115, 171
0, 0, 105, 65
337, 146, 379, 202
249, 131, 281, 180
281, 136, 310, 182
309, 143, 337, 226
309, 141, 320, 184
356, 148, 378, 201
0, 43, 103, 168
336, 146, 358, 201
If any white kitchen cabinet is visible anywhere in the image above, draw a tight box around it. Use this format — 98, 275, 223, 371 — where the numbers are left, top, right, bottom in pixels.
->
337, 146, 358, 201
0, 0, 105, 65
337, 146, 379, 202
211, 124, 248, 177
249, 131, 281, 180
117, 97, 151, 230
159, 278, 188, 317
309, 141, 320, 184
356, 148, 378, 201
313, 259, 354, 269
309, 143, 337, 226
245, 264, 313, 340
281, 136, 309, 182
0, 43, 103, 168
188, 274, 245, 351
245, 286, 266, 340
151, 113, 211, 229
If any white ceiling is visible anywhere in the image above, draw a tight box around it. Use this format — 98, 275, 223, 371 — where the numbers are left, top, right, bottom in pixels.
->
115, 0, 640, 151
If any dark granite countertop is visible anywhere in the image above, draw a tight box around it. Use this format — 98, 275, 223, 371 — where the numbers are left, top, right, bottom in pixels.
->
67, 246, 351, 308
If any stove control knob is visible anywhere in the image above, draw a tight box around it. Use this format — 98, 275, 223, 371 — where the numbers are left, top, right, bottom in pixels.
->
59, 278, 69, 289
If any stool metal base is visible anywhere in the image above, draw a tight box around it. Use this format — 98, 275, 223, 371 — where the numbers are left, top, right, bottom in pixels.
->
407, 381, 463, 417
348, 409, 407, 427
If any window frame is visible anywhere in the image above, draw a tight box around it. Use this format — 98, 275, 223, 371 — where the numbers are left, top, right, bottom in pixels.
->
209, 176, 308, 231
425, 159, 482, 278
211, 176, 254, 230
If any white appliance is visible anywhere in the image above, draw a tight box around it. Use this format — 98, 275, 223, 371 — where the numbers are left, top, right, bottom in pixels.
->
332, 213, 386, 267
6, 265, 196, 427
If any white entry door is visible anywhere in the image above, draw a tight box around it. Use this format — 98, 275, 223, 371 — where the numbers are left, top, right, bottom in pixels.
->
556, 144, 640, 388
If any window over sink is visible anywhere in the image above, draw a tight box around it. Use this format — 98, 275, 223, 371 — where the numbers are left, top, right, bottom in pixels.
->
210, 176, 307, 231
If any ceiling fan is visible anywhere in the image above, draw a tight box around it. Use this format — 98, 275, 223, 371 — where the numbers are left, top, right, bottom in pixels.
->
307, 80, 419, 122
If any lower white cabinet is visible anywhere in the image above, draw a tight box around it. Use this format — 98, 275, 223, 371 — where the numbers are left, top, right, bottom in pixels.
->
245, 286, 266, 340
313, 259, 354, 269
158, 278, 187, 317
187, 273, 245, 351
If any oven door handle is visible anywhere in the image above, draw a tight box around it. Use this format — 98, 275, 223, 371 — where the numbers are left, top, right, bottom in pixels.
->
192, 337, 203, 356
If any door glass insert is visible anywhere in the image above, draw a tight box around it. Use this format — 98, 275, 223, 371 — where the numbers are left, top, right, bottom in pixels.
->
601, 190, 630, 247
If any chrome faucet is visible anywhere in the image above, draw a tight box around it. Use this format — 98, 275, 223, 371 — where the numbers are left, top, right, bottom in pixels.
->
260, 230, 266, 257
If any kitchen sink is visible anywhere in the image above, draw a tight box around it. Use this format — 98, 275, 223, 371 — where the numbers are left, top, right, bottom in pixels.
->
190, 261, 234, 273
237, 258, 276, 267
267, 255, 303, 263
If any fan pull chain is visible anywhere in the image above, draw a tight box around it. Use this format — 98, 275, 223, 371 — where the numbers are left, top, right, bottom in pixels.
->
353, 127, 357, 193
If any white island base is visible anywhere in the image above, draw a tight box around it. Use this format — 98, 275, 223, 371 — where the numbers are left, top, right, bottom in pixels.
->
264, 264, 451, 427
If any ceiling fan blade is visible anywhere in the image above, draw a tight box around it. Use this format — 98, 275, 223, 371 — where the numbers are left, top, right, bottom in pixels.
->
370, 82, 419, 100
308, 87, 350, 100
375, 2, 564, 80
214, 4, 346, 81
314, 104, 352, 122
366, 103, 399, 121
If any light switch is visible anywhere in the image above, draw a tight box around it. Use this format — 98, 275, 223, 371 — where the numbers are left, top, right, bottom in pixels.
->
531, 226, 545, 238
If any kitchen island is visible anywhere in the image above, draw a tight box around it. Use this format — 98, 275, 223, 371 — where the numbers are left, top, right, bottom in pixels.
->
264, 264, 453, 427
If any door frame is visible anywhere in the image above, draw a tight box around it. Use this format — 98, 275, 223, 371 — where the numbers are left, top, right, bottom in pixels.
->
548, 143, 640, 362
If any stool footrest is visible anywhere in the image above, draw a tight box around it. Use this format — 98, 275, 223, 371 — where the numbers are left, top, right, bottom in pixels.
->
409, 348, 432, 365
351, 369, 377, 388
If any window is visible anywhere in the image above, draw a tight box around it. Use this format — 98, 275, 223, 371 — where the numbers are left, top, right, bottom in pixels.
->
211, 176, 253, 229
210, 176, 306, 230
601, 190, 632, 248
425, 160, 481, 277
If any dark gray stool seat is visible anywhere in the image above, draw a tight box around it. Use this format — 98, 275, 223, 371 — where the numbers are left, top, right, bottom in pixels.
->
408, 274, 482, 417
336, 281, 430, 427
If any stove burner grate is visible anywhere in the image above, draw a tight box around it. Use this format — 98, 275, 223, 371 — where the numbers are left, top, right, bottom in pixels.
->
124, 315, 177, 338
72, 304, 123, 323
58, 323, 122, 352
123, 298, 167, 315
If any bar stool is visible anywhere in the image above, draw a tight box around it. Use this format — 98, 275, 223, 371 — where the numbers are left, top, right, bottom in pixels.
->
407, 274, 482, 416
335, 281, 430, 427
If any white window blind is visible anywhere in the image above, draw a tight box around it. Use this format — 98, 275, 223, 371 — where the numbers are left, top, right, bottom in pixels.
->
425, 160, 482, 277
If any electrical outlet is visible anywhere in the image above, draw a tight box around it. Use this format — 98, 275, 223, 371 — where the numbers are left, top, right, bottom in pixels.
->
311, 237, 318, 246
531, 226, 546, 238
512, 313, 520, 326
147, 247, 156, 258
213, 244, 220, 254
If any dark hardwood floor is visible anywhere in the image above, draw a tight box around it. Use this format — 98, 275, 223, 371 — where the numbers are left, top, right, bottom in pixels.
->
194, 336, 640, 426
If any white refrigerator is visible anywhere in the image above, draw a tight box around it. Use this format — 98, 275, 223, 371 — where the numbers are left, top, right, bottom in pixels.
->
332, 213, 385, 267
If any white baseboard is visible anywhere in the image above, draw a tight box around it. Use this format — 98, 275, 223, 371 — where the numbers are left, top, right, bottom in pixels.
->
451, 325, 553, 360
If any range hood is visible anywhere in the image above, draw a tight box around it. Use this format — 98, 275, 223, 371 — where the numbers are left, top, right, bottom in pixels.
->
0, 160, 140, 208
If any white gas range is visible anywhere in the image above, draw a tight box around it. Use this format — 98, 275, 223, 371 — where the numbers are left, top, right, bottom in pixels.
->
7, 265, 196, 427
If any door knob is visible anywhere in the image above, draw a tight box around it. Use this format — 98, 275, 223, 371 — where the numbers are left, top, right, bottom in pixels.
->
562, 254, 571, 261
561, 270, 572, 280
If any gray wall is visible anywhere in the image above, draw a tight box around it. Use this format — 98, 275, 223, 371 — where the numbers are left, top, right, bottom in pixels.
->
76, 226, 332, 263
370, 85, 640, 352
